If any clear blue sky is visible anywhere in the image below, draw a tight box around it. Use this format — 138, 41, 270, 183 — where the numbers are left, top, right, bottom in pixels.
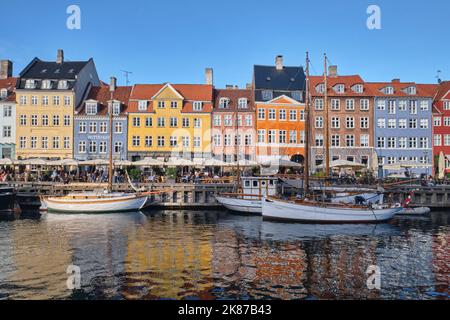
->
1, 0, 448, 87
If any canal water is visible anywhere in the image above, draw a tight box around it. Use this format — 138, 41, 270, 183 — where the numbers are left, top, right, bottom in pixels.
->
0, 210, 448, 300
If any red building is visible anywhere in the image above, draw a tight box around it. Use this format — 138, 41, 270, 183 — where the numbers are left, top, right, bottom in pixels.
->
432, 81, 450, 173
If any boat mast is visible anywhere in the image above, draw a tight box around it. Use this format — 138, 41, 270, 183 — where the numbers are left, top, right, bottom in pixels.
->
235, 98, 241, 193
304, 52, 310, 192
108, 78, 115, 193
324, 54, 330, 180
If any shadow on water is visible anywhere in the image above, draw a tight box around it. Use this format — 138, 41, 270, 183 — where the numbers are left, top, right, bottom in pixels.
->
0, 209, 448, 300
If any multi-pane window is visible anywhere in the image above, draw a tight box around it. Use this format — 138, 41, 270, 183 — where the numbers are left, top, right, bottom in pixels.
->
399, 100, 407, 111
262, 90, 273, 101
388, 119, 396, 129
377, 100, 386, 110
158, 101, 165, 109
257, 130, 265, 143
213, 115, 221, 126
444, 135, 450, 146
444, 117, 450, 126
42, 96, 49, 106
377, 118, 385, 128
398, 119, 407, 129
170, 136, 178, 147
345, 117, 355, 129
145, 136, 153, 147
170, 117, 178, 127
53, 137, 60, 149
420, 100, 429, 111
64, 115, 71, 126
41, 137, 48, 149
115, 122, 123, 134
409, 119, 417, 129
182, 118, 190, 128
279, 130, 286, 144
30, 137, 37, 149
258, 108, 265, 120
345, 99, 355, 110
331, 99, 340, 110
268, 109, 276, 120
224, 134, 231, 146
289, 130, 297, 144
31, 96, 38, 105
388, 100, 396, 114
138, 100, 147, 111
434, 117, 442, 127
360, 99, 369, 111
53, 96, 60, 106
315, 134, 324, 147
99, 122, 107, 133
419, 137, 429, 149
409, 100, 417, 114
114, 142, 123, 153
360, 117, 369, 129
219, 98, 229, 108
409, 137, 417, 148
64, 96, 71, 106
331, 134, 340, 147
377, 137, 386, 148
238, 98, 247, 109
170, 101, 178, 109
245, 115, 252, 126
360, 135, 369, 147
444, 101, 450, 110
387, 137, 396, 148
224, 115, 232, 126
78, 141, 86, 153
89, 122, 97, 133
20, 115, 27, 126
268, 130, 276, 144
315, 99, 324, 110
79, 122, 86, 133
346, 135, 355, 147
157, 117, 165, 127
88, 141, 96, 153
132, 117, 140, 127
279, 109, 286, 121
244, 134, 252, 146
3, 105, 12, 117
2, 126, 11, 138
331, 117, 340, 129
315, 116, 323, 128
193, 137, 201, 148
132, 136, 140, 147
157, 136, 165, 147
194, 118, 201, 128
193, 101, 203, 111
420, 119, 429, 129
289, 110, 297, 121
144, 117, 152, 127
31, 115, 38, 126
398, 137, 407, 149
19, 137, 26, 149
86, 103, 97, 115
64, 137, 70, 149
213, 134, 221, 146
182, 136, 190, 147
20, 96, 27, 105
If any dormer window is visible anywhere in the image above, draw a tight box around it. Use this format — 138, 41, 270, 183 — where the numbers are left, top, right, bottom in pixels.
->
193, 101, 203, 111
316, 84, 325, 94
292, 90, 302, 101
384, 86, 394, 95
407, 86, 416, 95
58, 80, 68, 90
261, 90, 273, 101
219, 98, 230, 109
25, 79, 36, 89
41, 80, 52, 89
238, 98, 248, 109
352, 84, 364, 93
334, 84, 345, 94
112, 101, 121, 115
0, 89, 7, 99
86, 102, 98, 115
138, 100, 147, 111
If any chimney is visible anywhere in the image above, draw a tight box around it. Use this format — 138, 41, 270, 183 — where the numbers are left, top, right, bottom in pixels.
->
110, 77, 117, 93
328, 65, 338, 77
246, 83, 252, 90
275, 55, 283, 70
392, 78, 400, 83
57, 49, 64, 64
205, 68, 213, 85
225, 85, 234, 89
0, 60, 12, 79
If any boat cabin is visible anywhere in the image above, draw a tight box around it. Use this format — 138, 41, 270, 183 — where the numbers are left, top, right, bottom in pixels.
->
241, 177, 278, 197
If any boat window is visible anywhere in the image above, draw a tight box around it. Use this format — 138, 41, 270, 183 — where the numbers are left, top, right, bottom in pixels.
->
244, 181, 250, 187
261, 181, 266, 186
269, 180, 274, 185
253, 181, 258, 187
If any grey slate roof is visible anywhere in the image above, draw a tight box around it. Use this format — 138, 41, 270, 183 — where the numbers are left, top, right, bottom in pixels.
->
254, 65, 306, 102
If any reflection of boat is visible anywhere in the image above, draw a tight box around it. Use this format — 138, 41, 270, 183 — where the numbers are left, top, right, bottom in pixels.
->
44, 192, 150, 213
216, 177, 278, 215
0, 187, 18, 220
397, 207, 431, 216
262, 197, 402, 223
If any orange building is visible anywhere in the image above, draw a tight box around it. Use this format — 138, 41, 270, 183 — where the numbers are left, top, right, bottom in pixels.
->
254, 56, 306, 163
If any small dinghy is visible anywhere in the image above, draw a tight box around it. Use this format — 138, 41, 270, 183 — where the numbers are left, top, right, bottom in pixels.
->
397, 207, 431, 216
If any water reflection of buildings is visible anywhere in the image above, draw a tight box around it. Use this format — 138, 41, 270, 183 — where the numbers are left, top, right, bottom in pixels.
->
123, 212, 215, 299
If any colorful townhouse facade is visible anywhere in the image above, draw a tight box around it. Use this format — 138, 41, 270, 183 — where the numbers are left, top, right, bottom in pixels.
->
212, 88, 255, 162
254, 55, 306, 163
0, 60, 17, 159
310, 69, 375, 172
127, 82, 214, 161
74, 78, 131, 161
15, 50, 100, 160
369, 80, 436, 177
432, 81, 450, 173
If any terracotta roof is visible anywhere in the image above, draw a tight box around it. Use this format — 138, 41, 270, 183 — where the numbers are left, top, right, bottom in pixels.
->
213, 88, 254, 112
77, 86, 132, 116
310, 75, 373, 97
128, 83, 214, 113
434, 81, 450, 101
365, 81, 437, 98
0, 77, 17, 102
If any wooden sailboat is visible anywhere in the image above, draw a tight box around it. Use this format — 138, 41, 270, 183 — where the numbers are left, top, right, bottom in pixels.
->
45, 78, 150, 213
262, 53, 402, 223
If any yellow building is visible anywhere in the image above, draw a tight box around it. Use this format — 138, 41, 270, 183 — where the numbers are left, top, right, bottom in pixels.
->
15, 50, 100, 159
127, 83, 213, 160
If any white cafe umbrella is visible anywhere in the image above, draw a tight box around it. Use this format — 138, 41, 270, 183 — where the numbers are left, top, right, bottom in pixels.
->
114, 160, 133, 166
80, 159, 109, 166
230, 159, 259, 167
260, 158, 303, 168
317, 159, 366, 170
383, 160, 432, 170
47, 159, 79, 166
0, 158, 13, 165
166, 158, 195, 167
18, 158, 48, 166
438, 152, 445, 179
132, 158, 164, 166
203, 158, 229, 167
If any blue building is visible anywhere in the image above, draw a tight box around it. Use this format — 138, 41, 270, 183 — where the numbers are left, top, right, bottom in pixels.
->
74, 79, 131, 161
370, 81, 435, 178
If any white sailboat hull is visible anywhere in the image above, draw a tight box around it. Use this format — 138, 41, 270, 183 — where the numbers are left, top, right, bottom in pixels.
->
215, 196, 262, 214
45, 193, 150, 213
262, 198, 402, 223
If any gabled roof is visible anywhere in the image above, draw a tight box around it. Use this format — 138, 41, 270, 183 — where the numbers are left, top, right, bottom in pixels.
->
434, 81, 450, 101
77, 86, 132, 116
310, 75, 372, 97
365, 82, 437, 98
128, 83, 214, 113
213, 88, 254, 112
0, 77, 17, 102
266, 95, 301, 104
254, 65, 306, 91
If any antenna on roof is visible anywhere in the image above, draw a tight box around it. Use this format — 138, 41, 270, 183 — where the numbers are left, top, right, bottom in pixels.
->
121, 70, 133, 86
436, 70, 442, 84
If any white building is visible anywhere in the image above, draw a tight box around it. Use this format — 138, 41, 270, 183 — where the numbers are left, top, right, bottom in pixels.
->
0, 60, 16, 159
